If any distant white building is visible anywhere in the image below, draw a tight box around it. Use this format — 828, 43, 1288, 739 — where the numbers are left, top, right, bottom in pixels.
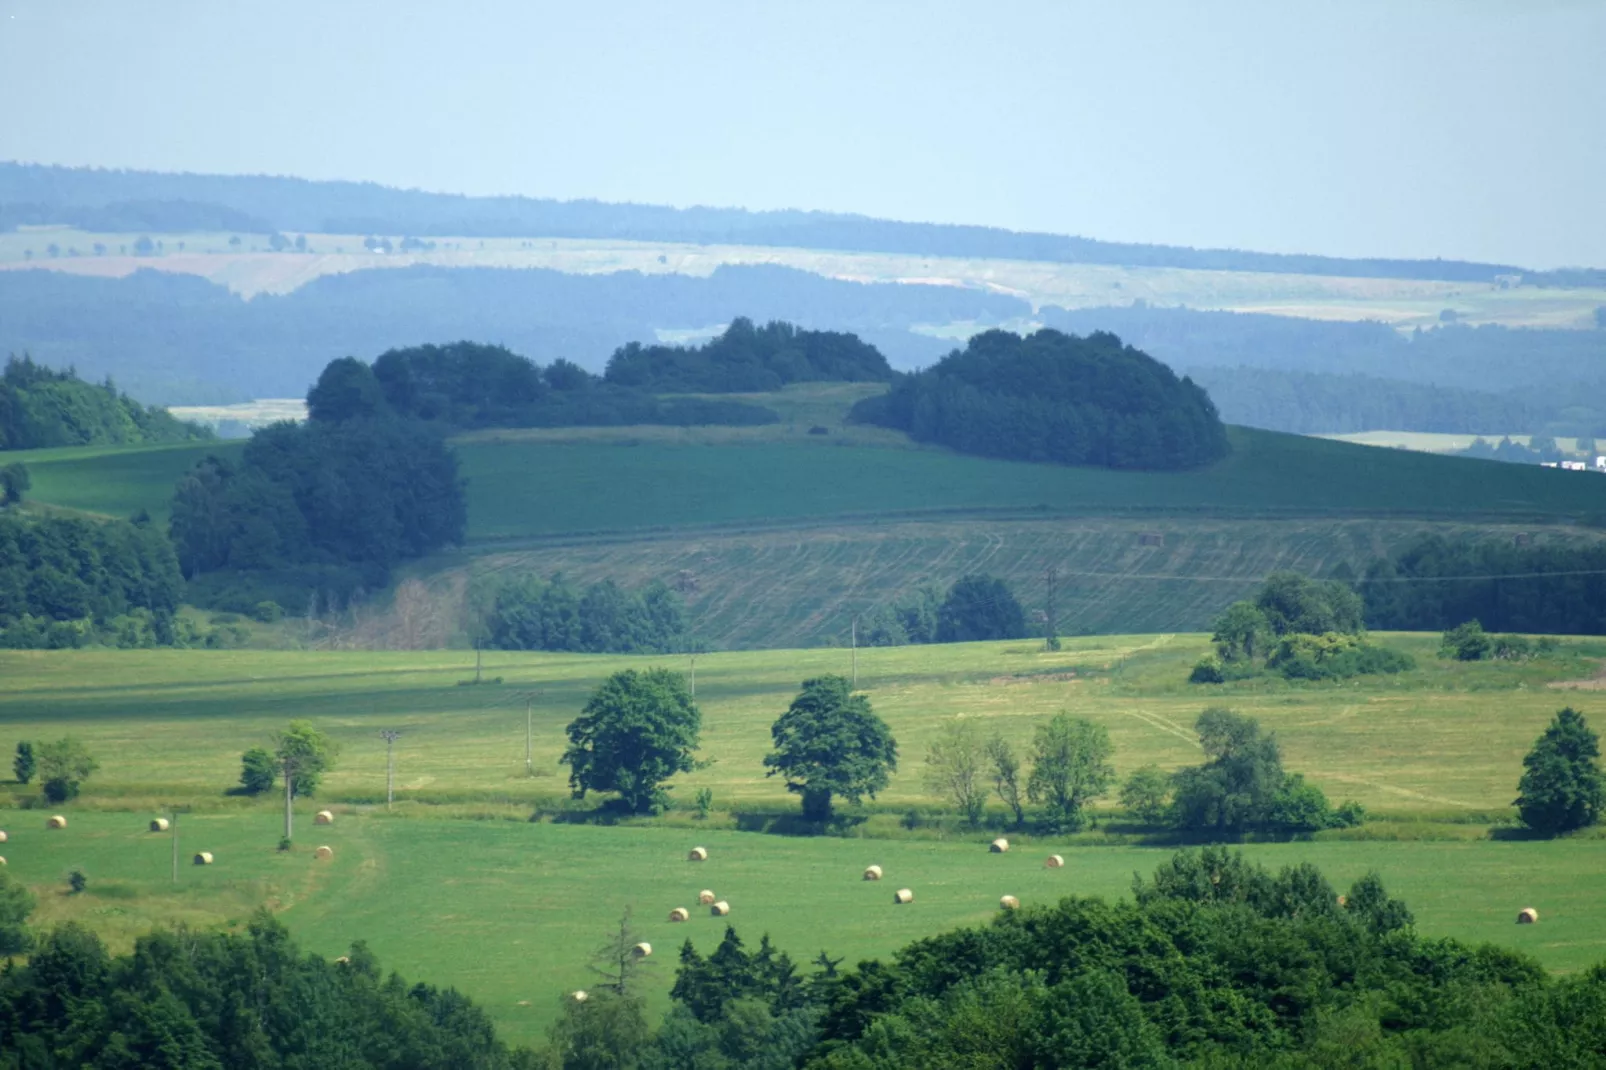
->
1542, 462, 1560, 468
1561, 461, 1588, 471
1596, 456, 1606, 473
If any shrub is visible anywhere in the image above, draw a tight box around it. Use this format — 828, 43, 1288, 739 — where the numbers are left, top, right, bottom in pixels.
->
1441, 620, 1492, 661
1269, 632, 1414, 680
251, 600, 284, 623
1188, 656, 1225, 684
239, 747, 277, 795
68, 870, 87, 894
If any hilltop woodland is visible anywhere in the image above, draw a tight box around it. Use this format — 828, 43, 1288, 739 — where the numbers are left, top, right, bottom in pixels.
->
1361, 534, 1606, 635
0, 356, 209, 450
852, 329, 1230, 470
603, 317, 896, 392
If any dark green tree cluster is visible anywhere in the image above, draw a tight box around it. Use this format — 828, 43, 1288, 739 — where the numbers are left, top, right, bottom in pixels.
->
604, 317, 896, 393
1458, 434, 1568, 465
1441, 619, 1555, 662
1193, 571, 1412, 683
1162, 707, 1363, 835
0, 463, 26, 506
313, 344, 778, 430
169, 416, 465, 599
563, 669, 702, 814
481, 574, 687, 654
850, 328, 1230, 470
859, 574, 1026, 647
1363, 534, 1606, 634
0, 355, 210, 450
0, 512, 184, 649
1516, 707, 1605, 837
0, 910, 535, 1069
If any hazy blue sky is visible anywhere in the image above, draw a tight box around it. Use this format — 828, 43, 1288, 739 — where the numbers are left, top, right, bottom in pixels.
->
1, 0, 1601, 267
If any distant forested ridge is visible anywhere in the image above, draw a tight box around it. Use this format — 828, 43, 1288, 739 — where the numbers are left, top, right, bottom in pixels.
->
0, 512, 183, 648
604, 317, 895, 392
852, 328, 1230, 470
320, 342, 778, 429
8, 161, 1602, 285
1361, 534, 1606, 634
0, 356, 210, 449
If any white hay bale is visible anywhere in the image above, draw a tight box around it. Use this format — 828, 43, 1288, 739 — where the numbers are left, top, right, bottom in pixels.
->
863, 864, 883, 881
1518, 907, 1539, 925
710, 900, 731, 916
698, 889, 716, 905
0, 830, 7, 842
632, 942, 653, 958
893, 888, 914, 904
193, 851, 214, 865
669, 907, 690, 922
1337, 895, 1348, 907
46, 815, 67, 830
1000, 895, 1020, 910
314, 810, 334, 826
688, 846, 709, 861
314, 845, 334, 861
1045, 854, 1064, 868
150, 818, 169, 832
989, 838, 1008, 853
0, 856, 6, 866
572, 990, 589, 1002
335, 956, 350, 965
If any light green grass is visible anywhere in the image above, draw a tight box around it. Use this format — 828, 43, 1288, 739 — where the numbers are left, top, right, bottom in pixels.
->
5, 812, 1606, 1047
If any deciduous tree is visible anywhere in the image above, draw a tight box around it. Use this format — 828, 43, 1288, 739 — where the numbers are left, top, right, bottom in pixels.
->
1026, 714, 1113, 830
563, 669, 700, 814
923, 719, 988, 826
764, 676, 897, 822
1516, 707, 1605, 836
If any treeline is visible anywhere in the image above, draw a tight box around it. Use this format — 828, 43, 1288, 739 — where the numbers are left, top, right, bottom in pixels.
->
1191, 364, 1544, 434
480, 574, 689, 654
10, 162, 1591, 285
860, 573, 1027, 646
1361, 534, 1606, 634
0, 903, 536, 1069
0, 197, 273, 234
170, 413, 465, 612
0, 512, 185, 649
603, 318, 895, 392
0, 356, 209, 450
536, 850, 1606, 1068
852, 328, 1230, 470
314, 344, 777, 430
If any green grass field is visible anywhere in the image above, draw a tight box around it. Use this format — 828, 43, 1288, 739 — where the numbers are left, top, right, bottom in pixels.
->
4, 637, 1606, 1044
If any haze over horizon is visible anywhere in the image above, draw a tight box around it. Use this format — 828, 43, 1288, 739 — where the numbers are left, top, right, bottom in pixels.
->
2, 0, 1602, 270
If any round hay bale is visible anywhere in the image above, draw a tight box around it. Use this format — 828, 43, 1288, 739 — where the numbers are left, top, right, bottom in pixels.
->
1337, 895, 1348, 907
46, 815, 67, 830
335, 956, 351, 965
1000, 895, 1020, 910
150, 818, 169, 833
989, 838, 1009, 853
893, 888, 914, 904
863, 864, 883, 881
314, 845, 334, 861
1045, 854, 1064, 868
0, 856, 6, 866
0, 830, 7, 842
669, 907, 690, 922
688, 846, 709, 862
1518, 907, 1539, 925
632, 942, 653, 958
698, 889, 716, 905
572, 991, 589, 1003
314, 810, 334, 826
710, 900, 731, 916
193, 851, 214, 865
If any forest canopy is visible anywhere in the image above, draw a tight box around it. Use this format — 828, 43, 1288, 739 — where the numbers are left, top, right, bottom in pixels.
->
603, 317, 896, 392
0, 355, 210, 450
851, 328, 1230, 470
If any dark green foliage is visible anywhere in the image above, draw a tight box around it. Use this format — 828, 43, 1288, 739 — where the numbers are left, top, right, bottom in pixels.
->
851, 328, 1230, 470
1169, 709, 1357, 835
169, 415, 465, 587
1188, 656, 1225, 684
0, 867, 34, 958
1211, 600, 1272, 662
12, 741, 34, 784
482, 574, 687, 654
276, 720, 336, 800
0, 355, 210, 450
307, 355, 388, 422
0, 512, 184, 648
563, 669, 701, 814
604, 317, 895, 393
67, 870, 86, 895
935, 573, 1026, 643
546, 990, 651, 1070
1026, 714, 1114, 831
1254, 571, 1364, 637
0, 463, 27, 505
1196, 576, 1409, 684
764, 676, 898, 822
1362, 534, 1606, 635
366, 341, 779, 429
0, 914, 531, 1067
1441, 619, 1492, 661
34, 736, 98, 803
1120, 764, 1173, 824
238, 746, 276, 795
1516, 708, 1605, 836
1266, 632, 1415, 681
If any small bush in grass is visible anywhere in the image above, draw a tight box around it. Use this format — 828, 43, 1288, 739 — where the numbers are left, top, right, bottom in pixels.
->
277, 837, 292, 852
694, 787, 713, 820
1189, 656, 1225, 684
68, 870, 86, 894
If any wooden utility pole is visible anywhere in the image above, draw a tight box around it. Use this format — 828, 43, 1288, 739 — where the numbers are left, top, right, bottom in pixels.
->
515, 691, 543, 777
1044, 565, 1059, 651
283, 756, 294, 842
851, 615, 858, 687
689, 654, 696, 700
380, 730, 401, 809
170, 806, 189, 884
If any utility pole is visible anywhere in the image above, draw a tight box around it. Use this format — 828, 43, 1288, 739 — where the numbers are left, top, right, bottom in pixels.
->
380, 730, 401, 810
283, 756, 294, 842
516, 691, 543, 777
170, 805, 189, 884
1044, 565, 1059, 651
474, 642, 483, 685
851, 615, 858, 688
689, 653, 696, 700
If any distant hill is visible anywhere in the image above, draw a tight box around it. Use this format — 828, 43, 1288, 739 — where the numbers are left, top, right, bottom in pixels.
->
6, 161, 1601, 286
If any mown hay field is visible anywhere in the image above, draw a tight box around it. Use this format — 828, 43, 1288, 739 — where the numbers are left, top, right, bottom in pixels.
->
4, 813, 1606, 1047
